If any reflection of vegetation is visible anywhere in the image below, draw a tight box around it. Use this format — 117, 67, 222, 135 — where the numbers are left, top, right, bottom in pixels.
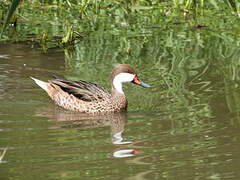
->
61, 26, 240, 122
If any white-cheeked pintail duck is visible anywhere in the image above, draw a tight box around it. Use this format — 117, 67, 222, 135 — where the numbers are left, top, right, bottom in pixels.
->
31, 64, 150, 113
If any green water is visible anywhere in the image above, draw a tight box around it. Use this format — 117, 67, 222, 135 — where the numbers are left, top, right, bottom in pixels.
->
1, 35, 240, 180
2, 1, 240, 179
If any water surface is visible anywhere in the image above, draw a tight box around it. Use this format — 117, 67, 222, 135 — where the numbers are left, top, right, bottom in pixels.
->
1, 42, 240, 180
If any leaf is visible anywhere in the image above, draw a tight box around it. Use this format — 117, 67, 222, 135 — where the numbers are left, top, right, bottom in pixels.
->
209, 0, 219, 9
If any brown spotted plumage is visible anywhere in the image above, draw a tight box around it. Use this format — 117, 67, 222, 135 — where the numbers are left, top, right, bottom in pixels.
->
31, 64, 150, 114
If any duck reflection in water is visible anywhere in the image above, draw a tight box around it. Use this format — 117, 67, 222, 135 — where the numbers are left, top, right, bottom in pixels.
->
37, 106, 140, 158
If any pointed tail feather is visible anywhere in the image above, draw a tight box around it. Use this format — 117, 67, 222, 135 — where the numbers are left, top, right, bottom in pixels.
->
30, 77, 49, 91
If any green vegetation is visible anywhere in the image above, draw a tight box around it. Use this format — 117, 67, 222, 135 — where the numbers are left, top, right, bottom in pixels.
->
1, 0, 240, 47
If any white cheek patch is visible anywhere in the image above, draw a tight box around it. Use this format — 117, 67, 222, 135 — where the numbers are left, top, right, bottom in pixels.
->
114, 73, 135, 83
113, 73, 135, 94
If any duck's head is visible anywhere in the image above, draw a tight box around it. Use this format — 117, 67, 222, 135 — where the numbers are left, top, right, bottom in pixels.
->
111, 64, 150, 94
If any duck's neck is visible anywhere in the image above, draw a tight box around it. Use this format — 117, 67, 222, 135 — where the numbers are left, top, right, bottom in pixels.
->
112, 87, 124, 97
111, 81, 128, 111
112, 73, 135, 95
111, 86, 128, 111
112, 79, 124, 94
111, 80, 126, 98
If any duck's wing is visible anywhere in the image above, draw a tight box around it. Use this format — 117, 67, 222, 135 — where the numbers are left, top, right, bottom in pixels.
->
50, 78, 111, 102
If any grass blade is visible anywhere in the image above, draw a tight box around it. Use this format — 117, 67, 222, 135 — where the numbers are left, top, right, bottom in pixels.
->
0, 0, 21, 38
224, 0, 238, 13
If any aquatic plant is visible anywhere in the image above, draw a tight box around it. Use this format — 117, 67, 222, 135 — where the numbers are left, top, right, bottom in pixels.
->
0, 0, 20, 38
1, 0, 240, 47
